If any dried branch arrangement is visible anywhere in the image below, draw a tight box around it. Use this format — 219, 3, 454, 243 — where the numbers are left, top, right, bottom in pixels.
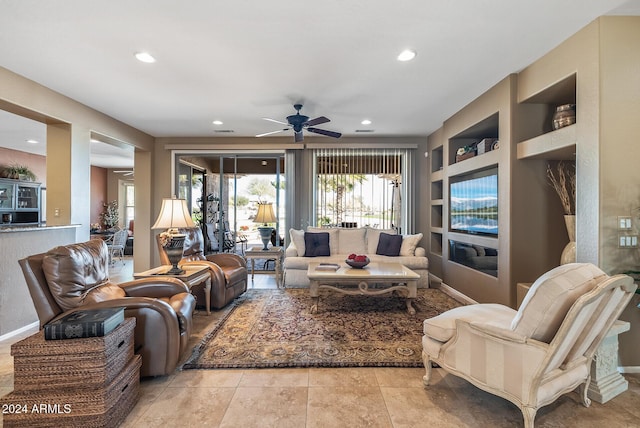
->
547, 161, 576, 215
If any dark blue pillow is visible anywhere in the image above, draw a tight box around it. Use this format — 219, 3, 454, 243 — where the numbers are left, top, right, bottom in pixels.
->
304, 232, 330, 257
376, 232, 402, 256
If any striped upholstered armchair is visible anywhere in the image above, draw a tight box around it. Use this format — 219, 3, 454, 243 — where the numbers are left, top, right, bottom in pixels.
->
422, 263, 636, 428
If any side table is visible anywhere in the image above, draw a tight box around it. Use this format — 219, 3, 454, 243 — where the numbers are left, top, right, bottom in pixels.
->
244, 246, 284, 287
134, 265, 212, 314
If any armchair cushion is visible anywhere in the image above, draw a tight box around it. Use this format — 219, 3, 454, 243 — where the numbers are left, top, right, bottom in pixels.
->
424, 303, 515, 342
42, 240, 112, 311
511, 263, 605, 342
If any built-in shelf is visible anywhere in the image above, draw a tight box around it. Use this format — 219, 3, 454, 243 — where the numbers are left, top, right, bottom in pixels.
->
431, 205, 443, 228
517, 124, 576, 160
431, 146, 443, 173
430, 232, 443, 255
431, 181, 443, 201
431, 170, 443, 181
431, 199, 443, 206
447, 149, 500, 178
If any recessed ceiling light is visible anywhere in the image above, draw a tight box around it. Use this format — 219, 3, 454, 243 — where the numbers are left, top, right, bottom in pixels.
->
26, 139, 39, 144
135, 52, 156, 63
361, 119, 372, 125
397, 49, 417, 62
212, 120, 224, 125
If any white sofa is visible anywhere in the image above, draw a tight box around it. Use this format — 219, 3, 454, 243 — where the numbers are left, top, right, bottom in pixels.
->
283, 227, 429, 288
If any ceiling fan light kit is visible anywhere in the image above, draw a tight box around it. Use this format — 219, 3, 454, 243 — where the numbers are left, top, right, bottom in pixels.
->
257, 104, 342, 142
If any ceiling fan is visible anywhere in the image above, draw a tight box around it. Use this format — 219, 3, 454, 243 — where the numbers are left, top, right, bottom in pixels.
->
257, 104, 342, 142
114, 170, 134, 177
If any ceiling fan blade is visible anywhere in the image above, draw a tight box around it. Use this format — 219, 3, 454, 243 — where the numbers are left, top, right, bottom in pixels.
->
262, 117, 289, 126
256, 128, 289, 138
294, 131, 304, 143
305, 116, 330, 127
307, 127, 342, 138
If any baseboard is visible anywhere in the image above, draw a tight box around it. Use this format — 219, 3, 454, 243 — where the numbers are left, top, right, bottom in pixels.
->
0, 321, 39, 343
619, 366, 640, 374
435, 282, 478, 305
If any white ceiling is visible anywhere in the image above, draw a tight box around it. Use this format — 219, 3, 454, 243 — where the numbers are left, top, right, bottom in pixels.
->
0, 0, 638, 168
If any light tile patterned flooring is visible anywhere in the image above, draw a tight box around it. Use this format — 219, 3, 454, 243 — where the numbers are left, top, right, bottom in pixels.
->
1, 257, 639, 427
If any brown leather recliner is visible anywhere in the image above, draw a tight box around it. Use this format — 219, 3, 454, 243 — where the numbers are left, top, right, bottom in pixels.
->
157, 227, 247, 309
19, 239, 196, 377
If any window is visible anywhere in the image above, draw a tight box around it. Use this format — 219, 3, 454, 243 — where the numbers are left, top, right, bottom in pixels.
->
312, 148, 414, 232
124, 183, 134, 231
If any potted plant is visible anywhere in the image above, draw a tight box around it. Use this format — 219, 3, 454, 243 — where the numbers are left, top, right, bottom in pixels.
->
100, 200, 119, 230
1, 164, 36, 181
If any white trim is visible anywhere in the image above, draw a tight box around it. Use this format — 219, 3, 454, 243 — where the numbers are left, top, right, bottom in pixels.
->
619, 366, 640, 373
0, 321, 39, 343
165, 145, 298, 152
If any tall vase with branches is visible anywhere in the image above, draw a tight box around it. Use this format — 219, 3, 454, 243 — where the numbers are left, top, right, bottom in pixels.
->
547, 161, 576, 264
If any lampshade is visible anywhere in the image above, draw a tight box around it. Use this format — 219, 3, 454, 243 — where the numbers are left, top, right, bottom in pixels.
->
253, 202, 276, 225
152, 197, 196, 230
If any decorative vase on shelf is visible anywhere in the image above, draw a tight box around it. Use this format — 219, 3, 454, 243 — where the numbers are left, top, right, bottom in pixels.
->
560, 214, 576, 265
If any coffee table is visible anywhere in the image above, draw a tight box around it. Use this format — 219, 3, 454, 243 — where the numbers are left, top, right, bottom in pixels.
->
307, 262, 420, 315
134, 265, 211, 315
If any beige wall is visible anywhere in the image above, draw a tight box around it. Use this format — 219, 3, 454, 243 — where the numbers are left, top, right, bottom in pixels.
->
90, 166, 107, 225
598, 16, 640, 368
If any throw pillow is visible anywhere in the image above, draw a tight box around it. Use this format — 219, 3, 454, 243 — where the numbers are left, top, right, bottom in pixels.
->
400, 233, 423, 256
376, 232, 402, 256
304, 232, 331, 257
366, 228, 396, 254
307, 227, 339, 254
289, 228, 306, 256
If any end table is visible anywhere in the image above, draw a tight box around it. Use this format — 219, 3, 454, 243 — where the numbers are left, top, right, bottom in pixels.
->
134, 265, 211, 314
244, 246, 284, 287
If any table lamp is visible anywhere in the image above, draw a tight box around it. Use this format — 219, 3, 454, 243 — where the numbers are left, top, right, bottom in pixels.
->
253, 202, 276, 251
152, 197, 195, 274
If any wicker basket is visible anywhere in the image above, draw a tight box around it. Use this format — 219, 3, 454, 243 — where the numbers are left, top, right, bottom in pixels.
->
455, 151, 476, 163
0, 355, 140, 428
11, 318, 135, 391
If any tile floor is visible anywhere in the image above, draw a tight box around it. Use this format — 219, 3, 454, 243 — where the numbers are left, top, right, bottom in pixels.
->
1, 257, 639, 427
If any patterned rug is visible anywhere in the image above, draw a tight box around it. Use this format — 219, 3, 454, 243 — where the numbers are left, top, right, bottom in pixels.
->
182, 288, 462, 369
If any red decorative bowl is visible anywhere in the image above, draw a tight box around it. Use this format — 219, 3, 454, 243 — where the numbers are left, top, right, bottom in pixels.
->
345, 257, 370, 269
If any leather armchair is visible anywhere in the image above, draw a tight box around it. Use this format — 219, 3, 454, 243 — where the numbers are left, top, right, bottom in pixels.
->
422, 263, 637, 428
19, 239, 196, 377
157, 227, 247, 309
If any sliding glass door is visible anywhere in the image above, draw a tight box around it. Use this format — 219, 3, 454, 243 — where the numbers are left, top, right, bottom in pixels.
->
175, 153, 286, 254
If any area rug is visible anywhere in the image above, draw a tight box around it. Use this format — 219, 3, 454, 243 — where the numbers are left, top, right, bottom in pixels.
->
182, 288, 462, 369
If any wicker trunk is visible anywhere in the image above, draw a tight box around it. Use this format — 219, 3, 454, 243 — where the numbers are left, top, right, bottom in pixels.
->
1, 318, 140, 427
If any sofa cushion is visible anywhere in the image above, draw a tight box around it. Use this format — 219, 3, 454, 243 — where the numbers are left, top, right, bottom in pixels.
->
400, 233, 423, 256
289, 228, 306, 256
338, 228, 367, 255
511, 263, 606, 343
424, 304, 516, 342
366, 228, 397, 254
42, 240, 112, 311
376, 232, 402, 256
307, 227, 339, 254
304, 232, 331, 257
